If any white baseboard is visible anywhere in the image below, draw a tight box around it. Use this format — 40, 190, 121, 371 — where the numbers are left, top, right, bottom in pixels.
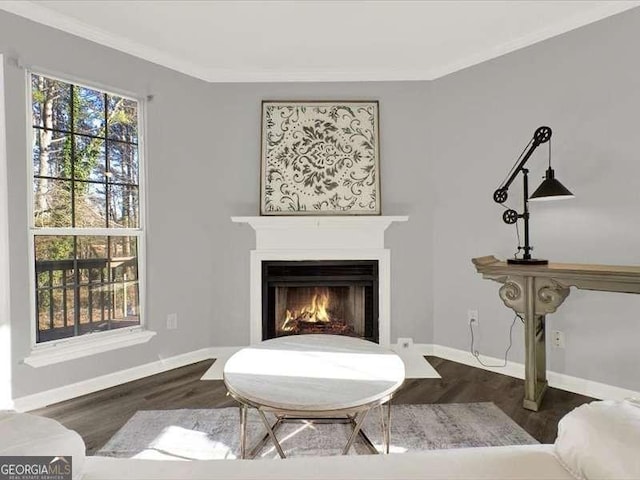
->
430, 344, 525, 379
428, 344, 640, 401
546, 370, 640, 402
199, 347, 243, 380
14, 347, 218, 412
13, 343, 640, 412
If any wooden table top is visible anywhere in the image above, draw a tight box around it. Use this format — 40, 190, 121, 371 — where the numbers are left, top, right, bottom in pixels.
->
223, 334, 405, 413
473, 255, 640, 275
473, 256, 640, 294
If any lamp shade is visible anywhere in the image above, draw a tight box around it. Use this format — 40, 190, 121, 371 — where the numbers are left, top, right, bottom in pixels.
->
529, 167, 574, 201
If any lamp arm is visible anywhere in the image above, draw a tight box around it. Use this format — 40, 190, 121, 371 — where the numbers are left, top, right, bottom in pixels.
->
493, 126, 552, 203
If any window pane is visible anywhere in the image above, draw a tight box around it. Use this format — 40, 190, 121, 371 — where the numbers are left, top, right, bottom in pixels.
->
31, 74, 71, 131
35, 235, 75, 342
77, 236, 108, 285
107, 96, 138, 143
127, 283, 140, 316
108, 141, 138, 184
33, 131, 71, 180
75, 181, 107, 228
34, 234, 141, 343
75, 135, 106, 182
76, 237, 108, 333
112, 262, 138, 283
111, 281, 140, 321
108, 184, 139, 228
36, 270, 49, 289
112, 257, 138, 282
78, 286, 92, 326
64, 288, 75, 327
31, 74, 142, 345
51, 288, 67, 328
33, 179, 72, 227
36, 289, 51, 332
91, 284, 107, 320
35, 257, 74, 293
110, 236, 137, 258
36, 288, 75, 343
77, 236, 107, 259
74, 86, 105, 136
35, 235, 74, 262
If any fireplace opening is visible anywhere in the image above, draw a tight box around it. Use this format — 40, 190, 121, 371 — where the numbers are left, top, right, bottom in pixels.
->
262, 260, 378, 343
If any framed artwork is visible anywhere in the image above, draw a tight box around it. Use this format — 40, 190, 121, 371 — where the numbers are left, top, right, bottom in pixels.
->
261, 101, 380, 215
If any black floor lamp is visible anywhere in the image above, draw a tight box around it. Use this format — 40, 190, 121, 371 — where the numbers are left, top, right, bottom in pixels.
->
493, 126, 574, 265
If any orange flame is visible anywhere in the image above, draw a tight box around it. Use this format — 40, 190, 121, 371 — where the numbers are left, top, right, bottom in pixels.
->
282, 310, 295, 332
282, 288, 331, 331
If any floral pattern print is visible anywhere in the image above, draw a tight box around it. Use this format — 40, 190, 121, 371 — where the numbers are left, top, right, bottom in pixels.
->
261, 102, 380, 215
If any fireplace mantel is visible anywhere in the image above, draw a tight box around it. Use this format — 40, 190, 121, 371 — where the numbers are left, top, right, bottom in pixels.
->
231, 216, 408, 250
232, 215, 408, 347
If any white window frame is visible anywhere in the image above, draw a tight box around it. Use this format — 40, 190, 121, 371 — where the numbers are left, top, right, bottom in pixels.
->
24, 69, 153, 367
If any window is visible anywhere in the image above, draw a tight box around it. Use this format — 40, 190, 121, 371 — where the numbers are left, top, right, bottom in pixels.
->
30, 73, 144, 345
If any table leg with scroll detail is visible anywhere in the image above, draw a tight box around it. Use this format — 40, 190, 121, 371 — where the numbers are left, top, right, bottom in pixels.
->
523, 277, 548, 411
497, 276, 570, 411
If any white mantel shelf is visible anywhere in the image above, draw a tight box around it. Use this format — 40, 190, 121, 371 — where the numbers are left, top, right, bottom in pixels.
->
232, 216, 408, 250
231, 216, 408, 228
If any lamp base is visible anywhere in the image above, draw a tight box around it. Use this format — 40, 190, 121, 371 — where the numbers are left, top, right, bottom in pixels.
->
507, 258, 549, 265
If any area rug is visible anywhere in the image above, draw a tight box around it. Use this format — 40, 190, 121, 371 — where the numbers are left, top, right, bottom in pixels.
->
200, 346, 441, 380
97, 403, 536, 460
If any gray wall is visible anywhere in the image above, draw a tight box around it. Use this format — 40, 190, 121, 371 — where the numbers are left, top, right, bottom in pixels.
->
431, 8, 640, 391
1, 11, 218, 397
0, 10, 433, 398
205, 81, 434, 348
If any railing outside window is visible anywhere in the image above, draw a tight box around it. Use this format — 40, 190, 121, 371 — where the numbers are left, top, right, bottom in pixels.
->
30, 72, 144, 344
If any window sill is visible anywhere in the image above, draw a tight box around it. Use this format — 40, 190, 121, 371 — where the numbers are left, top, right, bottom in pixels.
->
23, 329, 157, 368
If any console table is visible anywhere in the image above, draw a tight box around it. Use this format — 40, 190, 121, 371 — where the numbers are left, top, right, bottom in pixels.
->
472, 255, 640, 411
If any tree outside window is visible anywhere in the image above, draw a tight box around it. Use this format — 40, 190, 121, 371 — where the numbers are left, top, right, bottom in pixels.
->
31, 73, 143, 343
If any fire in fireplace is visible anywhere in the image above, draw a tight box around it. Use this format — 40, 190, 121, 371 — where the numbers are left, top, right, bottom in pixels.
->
262, 260, 378, 342
278, 286, 362, 336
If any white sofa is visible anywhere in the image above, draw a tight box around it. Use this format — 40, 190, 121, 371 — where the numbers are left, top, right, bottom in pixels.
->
2, 400, 639, 480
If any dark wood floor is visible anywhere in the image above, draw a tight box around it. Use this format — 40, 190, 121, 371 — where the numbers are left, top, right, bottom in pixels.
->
33, 356, 594, 455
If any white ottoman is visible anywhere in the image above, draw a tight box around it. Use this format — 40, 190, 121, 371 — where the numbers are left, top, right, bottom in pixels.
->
0, 411, 85, 480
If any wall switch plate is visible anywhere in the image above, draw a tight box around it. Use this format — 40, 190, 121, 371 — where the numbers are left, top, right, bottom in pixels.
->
167, 313, 178, 330
552, 330, 565, 348
397, 337, 413, 349
468, 309, 479, 325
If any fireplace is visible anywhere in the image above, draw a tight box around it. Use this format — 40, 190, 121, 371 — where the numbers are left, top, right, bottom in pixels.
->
262, 260, 379, 343
233, 215, 407, 347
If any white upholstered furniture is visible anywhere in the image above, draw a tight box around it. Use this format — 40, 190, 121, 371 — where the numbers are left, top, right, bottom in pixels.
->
0, 410, 85, 480
2, 400, 639, 479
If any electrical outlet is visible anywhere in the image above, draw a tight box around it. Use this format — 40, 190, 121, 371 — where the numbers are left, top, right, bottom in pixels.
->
552, 330, 565, 348
397, 337, 413, 349
468, 309, 479, 325
167, 313, 178, 330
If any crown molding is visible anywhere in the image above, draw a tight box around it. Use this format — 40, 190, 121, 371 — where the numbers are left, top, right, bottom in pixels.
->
0, 1, 639, 83
426, 1, 640, 81
202, 67, 436, 83
0, 0, 212, 82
